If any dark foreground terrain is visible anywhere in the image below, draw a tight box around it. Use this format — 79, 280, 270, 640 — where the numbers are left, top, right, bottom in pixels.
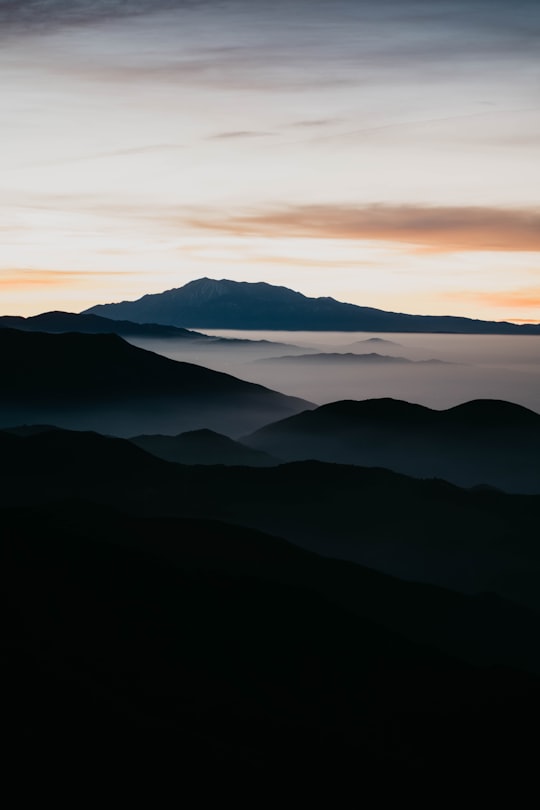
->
3, 499, 540, 778
1, 425, 539, 777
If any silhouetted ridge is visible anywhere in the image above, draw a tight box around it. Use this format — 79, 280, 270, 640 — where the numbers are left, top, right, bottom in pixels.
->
2, 424, 64, 437
0, 328, 308, 398
0, 328, 240, 398
252, 398, 438, 433
251, 397, 540, 433
0, 328, 311, 435
244, 397, 540, 493
0, 310, 209, 338
0, 427, 171, 477
131, 428, 279, 466
2, 425, 540, 611
443, 399, 540, 427
83, 277, 540, 333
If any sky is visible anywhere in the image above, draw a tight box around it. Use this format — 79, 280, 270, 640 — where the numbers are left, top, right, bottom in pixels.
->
1, 0, 539, 320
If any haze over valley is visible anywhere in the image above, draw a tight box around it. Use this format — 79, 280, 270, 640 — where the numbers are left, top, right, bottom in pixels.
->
129, 326, 540, 413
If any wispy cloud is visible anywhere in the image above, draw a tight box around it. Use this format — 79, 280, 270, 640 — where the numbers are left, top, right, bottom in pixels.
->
188, 204, 540, 253
206, 130, 275, 140
288, 118, 342, 129
0, 268, 134, 289
302, 107, 540, 146
447, 287, 540, 309
0, 1, 199, 36
18, 143, 184, 171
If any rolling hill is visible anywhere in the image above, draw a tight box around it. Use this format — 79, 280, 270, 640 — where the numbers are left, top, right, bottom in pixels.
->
130, 428, 279, 466
244, 397, 540, 493
2, 426, 540, 610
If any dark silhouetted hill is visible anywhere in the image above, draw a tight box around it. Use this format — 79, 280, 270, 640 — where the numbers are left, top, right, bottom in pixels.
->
83, 277, 540, 333
0, 310, 303, 355
0, 328, 312, 436
244, 397, 540, 493
3, 495, 540, 776
0, 310, 207, 339
131, 428, 279, 466
1, 427, 539, 611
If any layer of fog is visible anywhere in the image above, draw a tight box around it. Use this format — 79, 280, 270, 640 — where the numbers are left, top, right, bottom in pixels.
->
128, 331, 540, 414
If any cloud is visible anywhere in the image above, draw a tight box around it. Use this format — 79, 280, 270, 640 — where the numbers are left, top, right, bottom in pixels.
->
288, 118, 342, 128
19, 143, 184, 171
188, 204, 540, 253
206, 130, 275, 140
0, 1, 200, 35
6, 1, 539, 94
306, 107, 540, 146
447, 287, 540, 309
0, 269, 133, 289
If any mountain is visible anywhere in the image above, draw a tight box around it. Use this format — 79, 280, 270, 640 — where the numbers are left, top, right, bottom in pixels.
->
0, 310, 207, 339
130, 428, 279, 466
356, 337, 403, 346
83, 277, 540, 333
0, 310, 301, 353
0, 328, 311, 436
244, 397, 540, 493
5, 499, 540, 772
257, 352, 449, 364
2, 427, 540, 611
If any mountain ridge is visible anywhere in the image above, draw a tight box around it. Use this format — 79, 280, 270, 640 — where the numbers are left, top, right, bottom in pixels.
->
0, 310, 206, 339
0, 328, 312, 436
130, 428, 280, 466
244, 397, 540, 492
2, 425, 540, 611
83, 277, 540, 334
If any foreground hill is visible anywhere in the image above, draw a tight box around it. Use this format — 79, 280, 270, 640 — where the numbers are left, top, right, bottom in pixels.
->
4, 499, 540, 773
244, 397, 540, 493
84, 277, 540, 334
1, 427, 539, 610
0, 329, 311, 436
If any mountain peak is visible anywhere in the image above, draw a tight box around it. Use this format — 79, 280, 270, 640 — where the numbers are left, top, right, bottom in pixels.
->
83, 278, 540, 334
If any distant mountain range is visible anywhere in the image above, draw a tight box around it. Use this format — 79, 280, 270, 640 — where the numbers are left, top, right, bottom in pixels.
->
0, 329, 311, 436
257, 352, 450, 365
244, 397, 540, 493
84, 277, 540, 334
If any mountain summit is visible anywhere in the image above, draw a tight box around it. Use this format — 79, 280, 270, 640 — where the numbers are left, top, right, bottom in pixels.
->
84, 277, 540, 333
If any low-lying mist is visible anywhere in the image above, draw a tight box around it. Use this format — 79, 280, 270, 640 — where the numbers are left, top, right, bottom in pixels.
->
128, 331, 540, 413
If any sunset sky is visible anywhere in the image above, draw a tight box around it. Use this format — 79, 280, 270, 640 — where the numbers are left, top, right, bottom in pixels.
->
1, 0, 539, 320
